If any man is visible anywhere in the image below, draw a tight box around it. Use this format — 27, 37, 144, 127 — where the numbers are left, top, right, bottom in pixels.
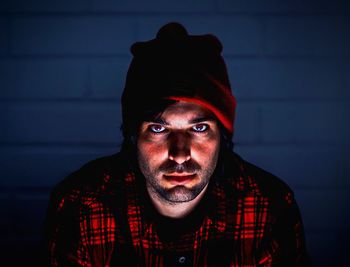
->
43, 22, 311, 266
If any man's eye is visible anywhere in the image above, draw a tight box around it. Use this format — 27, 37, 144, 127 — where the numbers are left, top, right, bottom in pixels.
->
149, 125, 166, 133
192, 124, 208, 132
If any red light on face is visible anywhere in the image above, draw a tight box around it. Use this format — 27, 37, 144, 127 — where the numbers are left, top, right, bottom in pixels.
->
137, 101, 220, 204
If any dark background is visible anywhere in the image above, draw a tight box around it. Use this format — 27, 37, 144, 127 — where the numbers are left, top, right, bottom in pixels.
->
1, 0, 350, 266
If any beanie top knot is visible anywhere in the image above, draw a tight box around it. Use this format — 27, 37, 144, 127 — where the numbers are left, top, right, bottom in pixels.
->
131, 22, 222, 58
156, 22, 188, 40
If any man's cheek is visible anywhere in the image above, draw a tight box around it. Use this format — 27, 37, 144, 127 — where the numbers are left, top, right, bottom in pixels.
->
139, 146, 165, 168
192, 141, 218, 157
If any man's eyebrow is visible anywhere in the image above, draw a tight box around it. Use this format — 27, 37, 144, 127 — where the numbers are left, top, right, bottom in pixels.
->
147, 118, 169, 125
147, 116, 215, 125
189, 116, 216, 124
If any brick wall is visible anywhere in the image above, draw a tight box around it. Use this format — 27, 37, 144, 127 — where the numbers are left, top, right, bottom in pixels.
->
1, 0, 349, 266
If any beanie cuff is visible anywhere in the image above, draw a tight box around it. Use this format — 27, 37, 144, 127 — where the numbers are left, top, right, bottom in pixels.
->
167, 96, 236, 135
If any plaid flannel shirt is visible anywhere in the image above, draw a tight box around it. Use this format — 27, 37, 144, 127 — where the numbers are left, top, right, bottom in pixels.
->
42, 152, 311, 266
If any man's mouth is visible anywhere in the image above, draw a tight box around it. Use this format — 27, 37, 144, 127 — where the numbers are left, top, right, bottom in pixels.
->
163, 173, 196, 184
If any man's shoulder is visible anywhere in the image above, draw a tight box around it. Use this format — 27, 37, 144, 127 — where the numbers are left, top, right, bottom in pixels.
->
50, 152, 127, 203
230, 153, 295, 204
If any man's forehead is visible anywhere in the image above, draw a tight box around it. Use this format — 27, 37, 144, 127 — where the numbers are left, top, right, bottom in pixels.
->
150, 101, 216, 124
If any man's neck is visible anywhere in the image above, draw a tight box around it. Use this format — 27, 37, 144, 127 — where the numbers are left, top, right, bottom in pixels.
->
147, 184, 209, 219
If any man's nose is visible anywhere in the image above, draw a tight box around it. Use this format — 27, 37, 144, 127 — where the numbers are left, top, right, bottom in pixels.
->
168, 132, 191, 164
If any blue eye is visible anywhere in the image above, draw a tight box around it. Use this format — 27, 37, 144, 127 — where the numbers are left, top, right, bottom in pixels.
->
192, 124, 208, 132
149, 124, 166, 133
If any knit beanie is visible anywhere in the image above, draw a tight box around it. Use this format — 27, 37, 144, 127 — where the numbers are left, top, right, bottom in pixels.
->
121, 22, 237, 137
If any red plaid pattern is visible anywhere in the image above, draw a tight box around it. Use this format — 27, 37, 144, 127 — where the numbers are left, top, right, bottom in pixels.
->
42, 153, 311, 266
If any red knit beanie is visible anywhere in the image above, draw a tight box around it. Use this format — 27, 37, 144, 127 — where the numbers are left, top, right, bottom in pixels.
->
121, 22, 236, 137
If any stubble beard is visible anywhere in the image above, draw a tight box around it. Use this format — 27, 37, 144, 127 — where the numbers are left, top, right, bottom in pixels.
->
137, 154, 219, 204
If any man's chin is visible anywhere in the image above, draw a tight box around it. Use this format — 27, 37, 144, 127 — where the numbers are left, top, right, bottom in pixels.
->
160, 185, 200, 203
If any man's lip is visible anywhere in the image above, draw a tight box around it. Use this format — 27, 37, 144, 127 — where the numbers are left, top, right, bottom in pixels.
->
163, 174, 196, 184
164, 172, 195, 177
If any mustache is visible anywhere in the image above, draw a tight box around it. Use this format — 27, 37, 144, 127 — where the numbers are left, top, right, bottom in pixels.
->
158, 160, 201, 174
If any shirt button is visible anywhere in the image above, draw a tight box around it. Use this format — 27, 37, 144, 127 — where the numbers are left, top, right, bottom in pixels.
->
178, 256, 186, 264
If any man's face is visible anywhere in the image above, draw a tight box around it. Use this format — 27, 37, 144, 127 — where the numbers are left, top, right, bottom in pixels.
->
137, 101, 221, 204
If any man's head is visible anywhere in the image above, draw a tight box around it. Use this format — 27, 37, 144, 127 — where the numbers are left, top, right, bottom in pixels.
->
121, 22, 236, 205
